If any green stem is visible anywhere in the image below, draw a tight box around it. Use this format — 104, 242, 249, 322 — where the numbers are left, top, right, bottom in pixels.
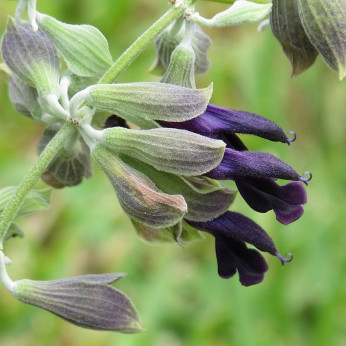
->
0, 122, 77, 246
98, 0, 198, 84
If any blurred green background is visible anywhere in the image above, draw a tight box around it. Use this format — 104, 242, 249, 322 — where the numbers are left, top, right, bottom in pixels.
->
0, 1, 345, 345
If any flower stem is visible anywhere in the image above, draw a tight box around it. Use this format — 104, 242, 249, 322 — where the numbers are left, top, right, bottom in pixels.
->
98, 0, 198, 84
0, 122, 77, 246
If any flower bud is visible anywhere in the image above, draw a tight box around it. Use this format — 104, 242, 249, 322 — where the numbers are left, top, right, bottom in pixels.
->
161, 43, 196, 88
12, 273, 143, 332
297, 0, 346, 79
270, 0, 318, 76
152, 21, 211, 75
1, 18, 60, 96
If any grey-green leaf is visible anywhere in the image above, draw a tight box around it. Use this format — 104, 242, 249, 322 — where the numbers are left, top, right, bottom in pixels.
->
36, 12, 112, 77
297, 0, 346, 79
86, 82, 213, 126
1, 18, 60, 96
0, 186, 51, 218
270, 0, 318, 76
92, 145, 187, 228
13, 274, 143, 333
102, 127, 225, 176
38, 125, 93, 188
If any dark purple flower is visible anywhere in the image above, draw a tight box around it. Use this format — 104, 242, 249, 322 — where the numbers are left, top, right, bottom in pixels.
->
159, 104, 295, 145
160, 103, 311, 224
235, 177, 307, 225
188, 211, 292, 286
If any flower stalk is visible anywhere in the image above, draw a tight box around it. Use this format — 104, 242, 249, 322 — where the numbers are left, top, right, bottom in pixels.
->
0, 122, 77, 246
98, 0, 198, 84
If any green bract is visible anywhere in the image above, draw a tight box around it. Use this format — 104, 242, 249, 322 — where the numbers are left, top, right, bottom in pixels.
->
131, 218, 204, 245
8, 74, 42, 120
161, 42, 196, 88
102, 127, 225, 176
1, 18, 60, 96
36, 12, 113, 77
152, 22, 211, 75
37, 125, 93, 188
191, 0, 272, 27
122, 156, 236, 222
270, 0, 318, 76
297, 0, 346, 80
92, 145, 188, 228
84, 82, 213, 126
13, 273, 143, 333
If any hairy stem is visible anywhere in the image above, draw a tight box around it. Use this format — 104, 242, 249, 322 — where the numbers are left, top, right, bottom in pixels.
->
99, 0, 198, 84
0, 122, 77, 246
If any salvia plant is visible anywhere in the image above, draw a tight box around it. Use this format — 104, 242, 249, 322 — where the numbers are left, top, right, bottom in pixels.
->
0, 0, 344, 333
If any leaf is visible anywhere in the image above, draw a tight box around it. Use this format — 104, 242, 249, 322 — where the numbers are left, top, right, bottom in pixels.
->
0, 186, 51, 218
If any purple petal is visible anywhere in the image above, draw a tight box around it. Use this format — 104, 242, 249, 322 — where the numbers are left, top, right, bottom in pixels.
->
159, 104, 290, 144
215, 234, 268, 286
235, 177, 307, 225
188, 211, 277, 255
205, 148, 301, 181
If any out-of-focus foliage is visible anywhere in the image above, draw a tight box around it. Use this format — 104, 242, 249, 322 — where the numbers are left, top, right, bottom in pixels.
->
0, 0, 345, 345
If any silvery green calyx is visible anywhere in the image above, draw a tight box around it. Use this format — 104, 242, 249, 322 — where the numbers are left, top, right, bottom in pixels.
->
297, 0, 346, 80
190, 0, 272, 27
121, 156, 236, 223
78, 82, 212, 128
37, 125, 92, 188
36, 12, 113, 77
8, 74, 42, 120
270, 0, 318, 76
1, 18, 60, 96
100, 127, 225, 176
152, 20, 211, 75
91, 145, 187, 228
11, 273, 143, 332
